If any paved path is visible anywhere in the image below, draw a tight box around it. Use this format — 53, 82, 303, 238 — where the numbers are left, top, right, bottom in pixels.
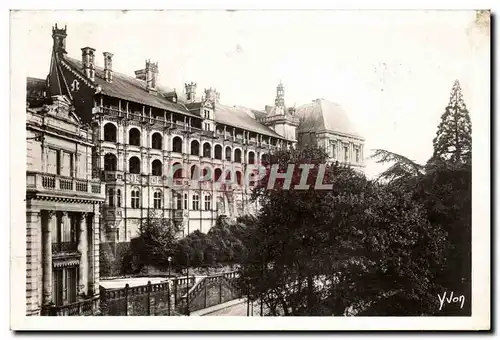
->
192, 299, 264, 316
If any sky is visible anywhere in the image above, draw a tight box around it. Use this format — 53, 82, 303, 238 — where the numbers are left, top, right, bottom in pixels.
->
12, 10, 490, 178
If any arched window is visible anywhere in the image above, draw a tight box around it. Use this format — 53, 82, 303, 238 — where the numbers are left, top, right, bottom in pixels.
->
153, 191, 162, 209
214, 168, 222, 182
203, 142, 211, 158
225, 146, 232, 161
214, 145, 222, 160
192, 194, 200, 210
104, 123, 117, 142
131, 189, 140, 208
201, 167, 211, 181
261, 153, 270, 164
204, 195, 212, 211
104, 153, 117, 171
152, 159, 162, 176
234, 149, 242, 163
236, 171, 242, 186
172, 162, 183, 179
129, 128, 141, 146
190, 165, 200, 180
108, 188, 115, 207
172, 136, 183, 153
190, 140, 200, 156
117, 189, 122, 207
152, 133, 162, 150
248, 151, 255, 165
129, 156, 141, 174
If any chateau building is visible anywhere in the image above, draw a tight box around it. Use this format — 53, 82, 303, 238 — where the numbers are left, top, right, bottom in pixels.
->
25, 94, 105, 316
28, 23, 364, 245
295, 99, 365, 170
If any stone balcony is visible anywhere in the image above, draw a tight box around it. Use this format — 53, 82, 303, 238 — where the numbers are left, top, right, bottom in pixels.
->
26, 171, 105, 201
43, 295, 100, 316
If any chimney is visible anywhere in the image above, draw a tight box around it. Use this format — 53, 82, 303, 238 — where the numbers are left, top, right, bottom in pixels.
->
204, 87, 220, 103
52, 24, 67, 55
81, 47, 96, 82
103, 52, 113, 82
145, 59, 158, 92
185, 82, 197, 103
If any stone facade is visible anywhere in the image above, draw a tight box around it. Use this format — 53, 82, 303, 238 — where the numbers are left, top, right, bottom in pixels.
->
25, 94, 105, 316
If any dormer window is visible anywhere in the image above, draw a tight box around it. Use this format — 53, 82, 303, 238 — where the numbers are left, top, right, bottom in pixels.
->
204, 109, 210, 119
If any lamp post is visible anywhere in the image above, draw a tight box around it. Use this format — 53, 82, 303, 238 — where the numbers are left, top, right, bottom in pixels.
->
167, 256, 172, 278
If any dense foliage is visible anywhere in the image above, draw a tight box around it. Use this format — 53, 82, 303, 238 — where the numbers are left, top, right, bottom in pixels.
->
120, 79, 472, 316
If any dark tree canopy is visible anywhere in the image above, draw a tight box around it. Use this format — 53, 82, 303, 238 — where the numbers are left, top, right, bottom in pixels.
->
432, 80, 472, 164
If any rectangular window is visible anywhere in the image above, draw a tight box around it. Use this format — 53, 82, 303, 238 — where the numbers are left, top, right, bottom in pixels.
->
56, 150, 61, 175
131, 190, 140, 208
330, 141, 336, 159
344, 146, 349, 162
153, 192, 162, 209
176, 193, 182, 210
204, 195, 211, 211
356, 149, 360, 163
184, 194, 188, 210
192, 194, 199, 210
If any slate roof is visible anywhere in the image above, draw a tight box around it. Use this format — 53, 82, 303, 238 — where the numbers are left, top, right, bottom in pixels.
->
214, 104, 283, 138
296, 98, 363, 139
64, 56, 198, 118
62, 56, 287, 139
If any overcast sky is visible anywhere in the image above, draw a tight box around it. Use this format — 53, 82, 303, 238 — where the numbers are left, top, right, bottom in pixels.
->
13, 10, 489, 178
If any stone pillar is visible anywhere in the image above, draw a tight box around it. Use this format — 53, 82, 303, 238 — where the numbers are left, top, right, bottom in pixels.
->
42, 210, 55, 306
91, 211, 101, 296
26, 209, 41, 315
78, 212, 88, 297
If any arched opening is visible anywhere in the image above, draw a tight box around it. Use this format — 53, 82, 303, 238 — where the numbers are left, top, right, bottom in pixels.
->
151, 133, 162, 150
225, 146, 232, 161
248, 151, 256, 165
201, 166, 212, 181
261, 153, 270, 164
190, 140, 200, 156
104, 153, 117, 171
172, 162, 183, 179
234, 149, 242, 163
104, 123, 117, 142
152, 159, 162, 176
203, 142, 211, 158
214, 145, 222, 160
190, 165, 200, 180
172, 136, 183, 153
236, 171, 242, 185
214, 168, 222, 182
129, 156, 141, 174
129, 128, 141, 146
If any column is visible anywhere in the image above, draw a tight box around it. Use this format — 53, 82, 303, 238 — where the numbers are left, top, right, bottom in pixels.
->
91, 212, 101, 296
42, 210, 55, 306
26, 209, 41, 315
78, 212, 88, 297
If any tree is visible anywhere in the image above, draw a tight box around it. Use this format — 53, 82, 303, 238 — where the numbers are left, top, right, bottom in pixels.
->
432, 80, 472, 164
370, 149, 424, 187
238, 146, 448, 316
130, 211, 180, 270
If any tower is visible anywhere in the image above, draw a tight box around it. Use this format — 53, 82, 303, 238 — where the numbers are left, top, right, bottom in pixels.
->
52, 24, 67, 55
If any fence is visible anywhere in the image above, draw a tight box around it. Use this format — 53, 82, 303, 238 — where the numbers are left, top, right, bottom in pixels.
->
99, 272, 240, 316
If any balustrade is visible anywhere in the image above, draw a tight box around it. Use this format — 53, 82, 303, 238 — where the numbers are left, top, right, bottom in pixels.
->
26, 171, 105, 198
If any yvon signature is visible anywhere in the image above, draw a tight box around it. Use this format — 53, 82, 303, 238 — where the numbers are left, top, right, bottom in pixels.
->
438, 291, 465, 311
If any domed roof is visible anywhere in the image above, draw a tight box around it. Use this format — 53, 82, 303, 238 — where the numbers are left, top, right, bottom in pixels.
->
296, 98, 362, 138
